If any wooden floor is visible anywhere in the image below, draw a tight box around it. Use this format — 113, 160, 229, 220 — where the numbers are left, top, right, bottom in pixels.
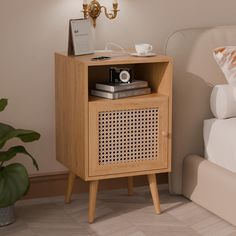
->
1, 186, 236, 236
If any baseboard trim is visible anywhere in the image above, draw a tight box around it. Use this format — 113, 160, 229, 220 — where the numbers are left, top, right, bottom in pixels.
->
26, 172, 168, 199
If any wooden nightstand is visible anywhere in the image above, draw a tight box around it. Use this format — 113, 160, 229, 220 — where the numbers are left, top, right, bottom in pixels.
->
55, 52, 173, 223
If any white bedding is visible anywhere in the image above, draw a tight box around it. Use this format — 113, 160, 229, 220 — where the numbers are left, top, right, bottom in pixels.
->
204, 118, 236, 173
210, 85, 236, 119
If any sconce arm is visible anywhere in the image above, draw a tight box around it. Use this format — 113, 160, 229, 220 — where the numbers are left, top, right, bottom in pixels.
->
101, 3, 119, 20
81, 1, 119, 27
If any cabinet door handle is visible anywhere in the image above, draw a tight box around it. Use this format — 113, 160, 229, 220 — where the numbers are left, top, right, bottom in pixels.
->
161, 131, 169, 138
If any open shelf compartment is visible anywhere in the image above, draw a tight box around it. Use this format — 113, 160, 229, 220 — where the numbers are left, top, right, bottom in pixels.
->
88, 62, 171, 102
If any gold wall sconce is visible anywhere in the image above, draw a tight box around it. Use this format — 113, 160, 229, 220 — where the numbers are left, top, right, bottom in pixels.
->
82, 0, 119, 27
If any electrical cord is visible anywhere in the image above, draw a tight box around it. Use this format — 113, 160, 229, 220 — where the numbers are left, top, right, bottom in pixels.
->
95, 42, 128, 56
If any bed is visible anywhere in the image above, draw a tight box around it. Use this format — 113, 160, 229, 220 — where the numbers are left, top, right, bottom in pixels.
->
166, 26, 236, 226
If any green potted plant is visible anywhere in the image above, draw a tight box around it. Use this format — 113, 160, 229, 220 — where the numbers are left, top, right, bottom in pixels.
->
0, 99, 40, 226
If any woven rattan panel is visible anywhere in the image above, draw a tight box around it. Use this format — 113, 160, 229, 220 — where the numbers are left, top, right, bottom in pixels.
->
98, 108, 159, 166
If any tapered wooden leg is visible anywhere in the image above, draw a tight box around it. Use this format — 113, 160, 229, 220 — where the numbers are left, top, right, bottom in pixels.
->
127, 177, 134, 196
65, 172, 76, 204
88, 180, 99, 224
147, 174, 161, 214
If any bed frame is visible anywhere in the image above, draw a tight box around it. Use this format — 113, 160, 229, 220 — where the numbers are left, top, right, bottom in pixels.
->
166, 26, 236, 226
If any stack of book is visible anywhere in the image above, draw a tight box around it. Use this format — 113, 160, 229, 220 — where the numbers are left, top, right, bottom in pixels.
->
91, 80, 151, 100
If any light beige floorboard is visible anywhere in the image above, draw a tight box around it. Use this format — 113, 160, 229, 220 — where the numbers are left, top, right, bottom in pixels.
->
1, 186, 235, 236
138, 224, 201, 236
0, 219, 36, 236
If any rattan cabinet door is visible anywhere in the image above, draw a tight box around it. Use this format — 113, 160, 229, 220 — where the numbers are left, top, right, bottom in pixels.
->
88, 96, 169, 177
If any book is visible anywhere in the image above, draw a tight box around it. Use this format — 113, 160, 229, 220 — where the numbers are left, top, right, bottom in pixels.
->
91, 88, 151, 100
95, 80, 148, 93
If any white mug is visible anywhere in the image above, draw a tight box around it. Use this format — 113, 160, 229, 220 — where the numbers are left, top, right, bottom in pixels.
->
135, 43, 153, 55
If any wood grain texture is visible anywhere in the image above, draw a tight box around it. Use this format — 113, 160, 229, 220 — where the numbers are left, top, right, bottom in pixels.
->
65, 172, 76, 203
55, 52, 172, 223
58, 52, 171, 66
88, 95, 169, 178
55, 53, 172, 180
88, 180, 99, 224
55, 53, 88, 180
135, 60, 173, 171
127, 177, 134, 196
148, 174, 161, 214
24, 173, 168, 199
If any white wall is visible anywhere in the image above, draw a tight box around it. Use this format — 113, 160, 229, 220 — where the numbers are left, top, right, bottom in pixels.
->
95, 0, 236, 52
0, 0, 85, 175
1, 0, 236, 176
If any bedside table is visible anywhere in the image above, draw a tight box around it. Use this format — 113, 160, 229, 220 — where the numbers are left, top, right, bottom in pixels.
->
55, 52, 173, 223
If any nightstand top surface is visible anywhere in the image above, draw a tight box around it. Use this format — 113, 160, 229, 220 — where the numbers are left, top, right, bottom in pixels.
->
56, 51, 172, 66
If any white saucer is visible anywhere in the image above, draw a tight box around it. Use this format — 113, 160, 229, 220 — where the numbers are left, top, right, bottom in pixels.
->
130, 52, 157, 57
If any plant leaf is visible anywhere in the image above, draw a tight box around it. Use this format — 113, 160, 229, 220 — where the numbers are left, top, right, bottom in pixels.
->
0, 99, 8, 112
0, 123, 40, 149
0, 163, 29, 207
0, 146, 39, 170
0, 123, 14, 141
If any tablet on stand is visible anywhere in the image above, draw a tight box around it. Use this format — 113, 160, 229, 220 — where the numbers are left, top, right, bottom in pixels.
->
68, 19, 94, 56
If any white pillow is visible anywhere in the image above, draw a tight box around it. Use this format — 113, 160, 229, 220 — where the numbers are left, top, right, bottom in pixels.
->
213, 46, 236, 85
210, 84, 236, 119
